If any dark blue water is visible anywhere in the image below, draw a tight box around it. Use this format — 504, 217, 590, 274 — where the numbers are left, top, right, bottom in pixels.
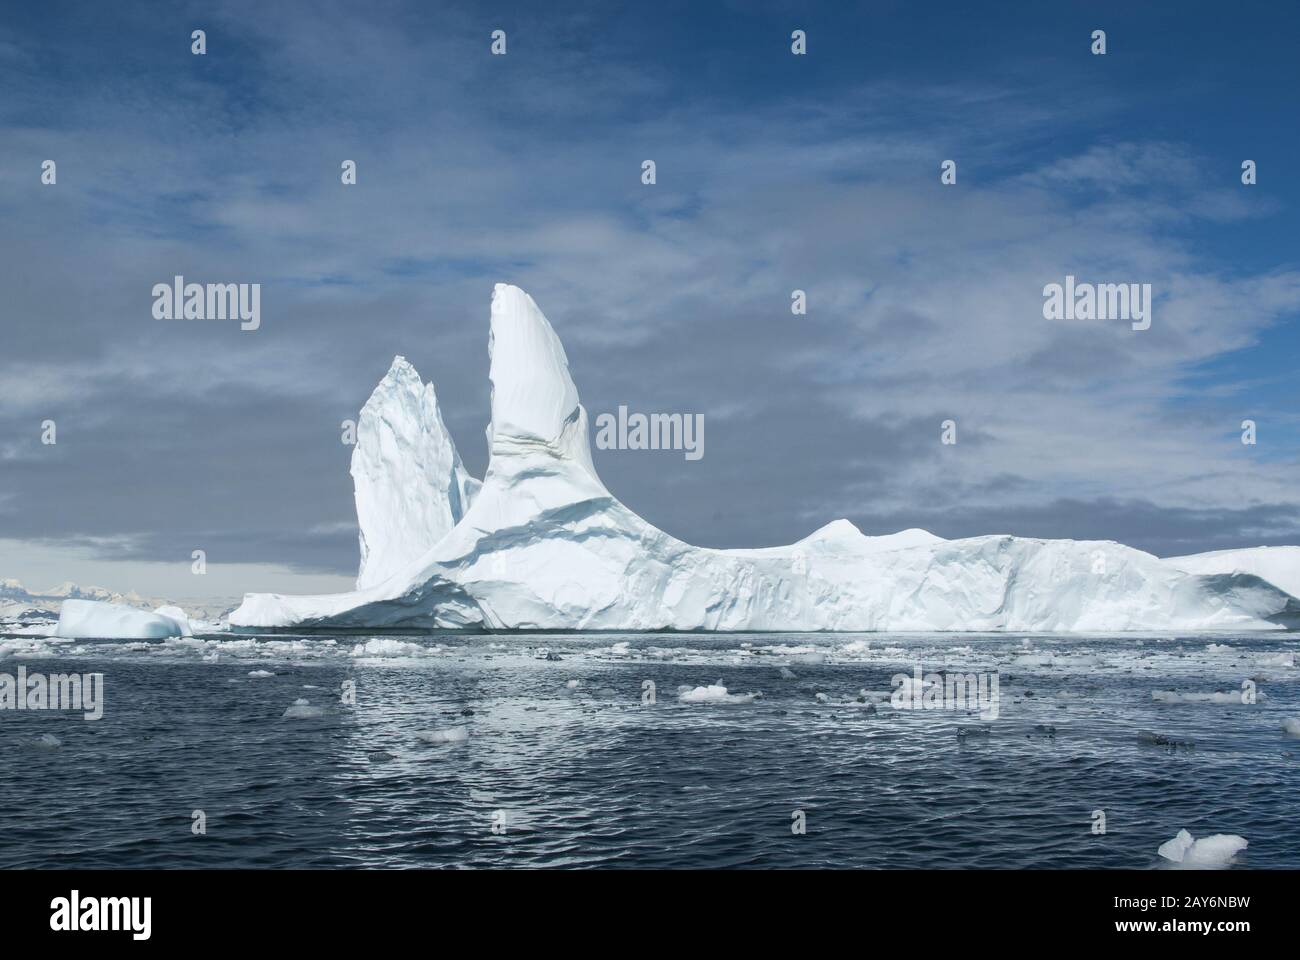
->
2, 631, 1298, 868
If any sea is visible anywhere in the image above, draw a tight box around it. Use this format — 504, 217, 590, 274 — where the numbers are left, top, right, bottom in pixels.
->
2, 630, 1298, 869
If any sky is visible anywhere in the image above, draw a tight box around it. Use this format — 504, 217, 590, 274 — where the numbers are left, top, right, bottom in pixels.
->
1, 0, 1298, 605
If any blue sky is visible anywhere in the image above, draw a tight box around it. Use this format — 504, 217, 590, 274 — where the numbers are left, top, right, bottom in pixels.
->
1, 0, 1298, 603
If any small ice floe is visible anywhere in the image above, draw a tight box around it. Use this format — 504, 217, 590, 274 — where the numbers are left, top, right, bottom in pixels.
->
33, 733, 62, 750
1157, 829, 1247, 869
778, 666, 797, 680
1257, 652, 1295, 668
677, 683, 761, 704
416, 726, 470, 744
350, 637, 427, 658
0, 637, 60, 658
814, 689, 882, 711
565, 679, 582, 689
282, 698, 328, 719
1281, 718, 1300, 738
248, 669, 275, 678
1013, 652, 1102, 668
842, 640, 870, 656
1206, 643, 1234, 653
1152, 690, 1265, 704
608, 641, 631, 656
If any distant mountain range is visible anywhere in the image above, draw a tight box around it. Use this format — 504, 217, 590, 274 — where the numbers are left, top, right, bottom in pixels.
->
0, 579, 236, 626
1, 578, 144, 608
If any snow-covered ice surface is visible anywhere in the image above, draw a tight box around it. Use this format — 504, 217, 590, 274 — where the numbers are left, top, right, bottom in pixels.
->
2, 629, 1298, 867
230, 284, 1300, 634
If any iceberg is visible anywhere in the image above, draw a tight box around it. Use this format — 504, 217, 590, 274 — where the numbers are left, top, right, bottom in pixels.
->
230, 284, 1300, 633
352, 356, 480, 591
56, 599, 192, 639
1164, 546, 1300, 602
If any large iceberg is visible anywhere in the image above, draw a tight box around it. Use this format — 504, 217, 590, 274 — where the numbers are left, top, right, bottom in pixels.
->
230, 284, 1300, 633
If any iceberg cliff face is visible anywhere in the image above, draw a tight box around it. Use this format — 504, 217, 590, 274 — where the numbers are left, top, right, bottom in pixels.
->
230, 284, 1300, 632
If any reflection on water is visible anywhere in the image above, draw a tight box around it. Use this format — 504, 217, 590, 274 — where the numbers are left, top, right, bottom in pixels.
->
1, 631, 1298, 868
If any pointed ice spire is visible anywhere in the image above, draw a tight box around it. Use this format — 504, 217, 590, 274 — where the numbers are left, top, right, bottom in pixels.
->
486, 283, 598, 478
351, 356, 480, 590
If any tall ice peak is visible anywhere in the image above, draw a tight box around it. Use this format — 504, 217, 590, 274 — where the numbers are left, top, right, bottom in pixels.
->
486, 283, 598, 479
351, 355, 479, 590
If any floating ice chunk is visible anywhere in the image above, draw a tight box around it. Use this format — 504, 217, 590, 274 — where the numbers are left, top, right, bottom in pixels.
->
1152, 690, 1263, 704
282, 698, 328, 719
1157, 829, 1248, 868
55, 599, 190, 639
678, 683, 761, 704
565, 679, 581, 689
1282, 718, 1300, 737
0, 638, 59, 658
1257, 652, 1295, 667
1206, 643, 1234, 653
248, 669, 275, 678
349, 637, 428, 658
778, 666, 797, 679
33, 733, 62, 749
842, 640, 870, 656
417, 726, 470, 744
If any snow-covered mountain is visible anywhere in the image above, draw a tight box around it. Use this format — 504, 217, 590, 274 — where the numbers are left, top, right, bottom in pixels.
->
0, 579, 140, 608
0, 580, 225, 638
230, 284, 1300, 633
